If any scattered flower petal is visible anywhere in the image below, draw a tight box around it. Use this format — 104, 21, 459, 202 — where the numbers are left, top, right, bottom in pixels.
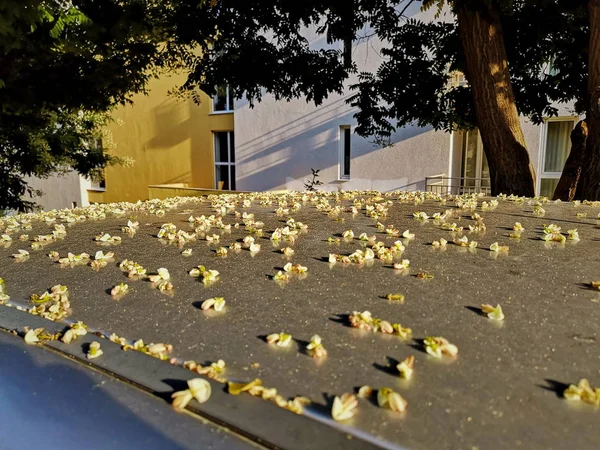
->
331, 393, 359, 421
481, 304, 505, 321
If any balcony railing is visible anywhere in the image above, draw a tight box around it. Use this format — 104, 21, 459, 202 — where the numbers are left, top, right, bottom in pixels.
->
425, 174, 492, 195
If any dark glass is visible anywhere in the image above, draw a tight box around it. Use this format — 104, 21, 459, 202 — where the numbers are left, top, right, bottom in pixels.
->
228, 88, 234, 111
213, 85, 228, 112
215, 165, 230, 190
214, 132, 229, 163
343, 128, 351, 177
230, 165, 236, 191
229, 132, 235, 163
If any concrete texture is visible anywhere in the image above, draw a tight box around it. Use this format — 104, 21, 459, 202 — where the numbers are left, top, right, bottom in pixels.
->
24, 172, 89, 211
1, 193, 600, 449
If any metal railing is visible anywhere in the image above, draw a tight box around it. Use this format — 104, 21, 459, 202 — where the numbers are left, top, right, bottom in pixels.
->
425, 174, 492, 195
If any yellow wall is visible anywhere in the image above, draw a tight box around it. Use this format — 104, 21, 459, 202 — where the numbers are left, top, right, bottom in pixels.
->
88, 72, 233, 204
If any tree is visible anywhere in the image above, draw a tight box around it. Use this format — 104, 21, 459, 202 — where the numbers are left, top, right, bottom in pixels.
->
576, 0, 600, 199
553, 121, 587, 201
168, 0, 545, 196
0, 0, 174, 210
505, 0, 600, 201
453, 1, 536, 195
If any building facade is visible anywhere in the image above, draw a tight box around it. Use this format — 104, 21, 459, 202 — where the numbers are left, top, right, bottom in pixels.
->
27, 72, 234, 210
232, 7, 580, 199
26, 6, 579, 210
87, 72, 234, 204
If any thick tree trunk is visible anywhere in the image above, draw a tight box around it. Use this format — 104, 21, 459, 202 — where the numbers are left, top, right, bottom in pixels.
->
456, 4, 536, 196
578, 0, 600, 200
553, 120, 588, 201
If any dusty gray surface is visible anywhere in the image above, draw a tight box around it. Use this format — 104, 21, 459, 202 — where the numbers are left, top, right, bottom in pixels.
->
0, 305, 375, 450
1, 192, 600, 449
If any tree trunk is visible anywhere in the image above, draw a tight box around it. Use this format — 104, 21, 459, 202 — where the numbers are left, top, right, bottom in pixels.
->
455, 4, 536, 196
553, 120, 588, 200
578, 0, 600, 200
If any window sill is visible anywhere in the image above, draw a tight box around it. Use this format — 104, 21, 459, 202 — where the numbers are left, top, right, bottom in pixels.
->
87, 188, 106, 192
336, 177, 351, 182
209, 111, 234, 116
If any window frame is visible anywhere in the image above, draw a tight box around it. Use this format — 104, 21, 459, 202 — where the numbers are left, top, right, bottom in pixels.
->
86, 139, 107, 192
338, 125, 352, 181
214, 131, 236, 191
88, 176, 106, 192
448, 71, 468, 89
537, 116, 578, 196
211, 85, 234, 114
459, 129, 490, 192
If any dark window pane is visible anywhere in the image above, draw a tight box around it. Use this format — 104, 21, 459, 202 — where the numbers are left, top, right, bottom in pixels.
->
213, 85, 228, 112
230, 165, 236, 191
343, 38, 352, 68
228, 88, 234, 111
343, 127, 351, 177
229, 132, 235, 163
215, 165, 230, 190
214, 132, 229, 163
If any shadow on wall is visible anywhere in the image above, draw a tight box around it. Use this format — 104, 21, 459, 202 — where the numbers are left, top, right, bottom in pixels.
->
137, 87, 437, 193
237, 96, 356, 161
236, 104, 434, 192
144, 95, 210, 187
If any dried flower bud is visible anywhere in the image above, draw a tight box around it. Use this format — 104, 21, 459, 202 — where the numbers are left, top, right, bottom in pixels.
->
201, 297, 226, 312
172, 378, 211, 411
481, 304, 505, 321
357, 386, 373, 398
386, 293, 405, 303
306, 334, 327, 358
397, 356, 415, 379
87, 341, 103, 359
331, 393, 359, 421
377, 387, 407, 412
424, 336, 458, 358
228, 378, 262, 395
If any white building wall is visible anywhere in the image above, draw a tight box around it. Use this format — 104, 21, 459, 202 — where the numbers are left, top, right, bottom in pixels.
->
25, 172, 88, 211
234, 3, 453, 193
234, 93, 452, 193
233, 5, 578, 195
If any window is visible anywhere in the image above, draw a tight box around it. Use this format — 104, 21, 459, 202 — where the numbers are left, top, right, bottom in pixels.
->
343, 37, 352, 68
539, 118, 576, 197
448, 71, 468, 89
89, 176, 106, 191
212, 85, 234, 113
339, 126, 351, 179
214, 131, 236, 190
544, 57, 560, 76
87, 139, 106, 191
460, 129, 490, 192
